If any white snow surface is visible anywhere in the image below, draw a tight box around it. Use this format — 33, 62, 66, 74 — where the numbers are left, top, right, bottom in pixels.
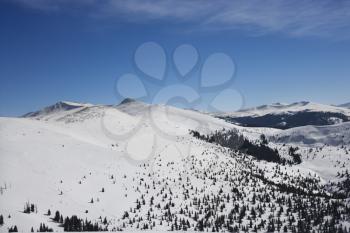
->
269, 122, 350, 146
1, 100, 349, 232
0, 101, 237, 231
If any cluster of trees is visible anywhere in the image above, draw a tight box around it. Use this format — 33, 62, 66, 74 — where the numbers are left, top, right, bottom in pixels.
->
220, 111, 350, 129
37, 223, 53, 232
53, 210, 64, 224
51, 210, 107, 232
190, 129, 286, 163
8, 226, 18, 232
335, 170, 350, 198
288, 146, 302, 164
62, 215, 107, 232
23, 202, 37, 214
0, 214, 3, 225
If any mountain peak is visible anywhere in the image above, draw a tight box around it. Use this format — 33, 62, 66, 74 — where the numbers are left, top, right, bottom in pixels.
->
57, 100, 89, 107
295, 101, 311, 106
119, 98, 139, 105
23, 101, 92, 118
271, 102, 287, 106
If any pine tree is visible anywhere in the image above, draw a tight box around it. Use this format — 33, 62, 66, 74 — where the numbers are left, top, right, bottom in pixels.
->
24, 202, 30, 213
53, 211, 60, 222
30, 204, 35, 213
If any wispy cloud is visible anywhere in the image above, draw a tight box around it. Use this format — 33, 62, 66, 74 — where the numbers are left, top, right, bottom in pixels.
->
11, 0, 350, 38
11, 0, 96, 11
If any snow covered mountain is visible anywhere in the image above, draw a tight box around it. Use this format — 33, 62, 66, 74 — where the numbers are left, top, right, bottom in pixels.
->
214, 101, 350, 129
339, 102, 350, 109
1, 100, 349, 232
22, 101, 93, 119
270, 122, 350, 146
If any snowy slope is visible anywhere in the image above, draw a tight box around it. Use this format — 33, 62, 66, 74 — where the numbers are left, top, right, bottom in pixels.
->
0, 117, 139, 231
270, 122, 350, 146
265, 122, 350, 181
0, 100, 238, 231
1, 100, 349, 232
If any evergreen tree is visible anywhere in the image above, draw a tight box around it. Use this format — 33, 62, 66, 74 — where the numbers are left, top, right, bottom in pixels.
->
9, 225, 18, 232
53, 211, 60, 222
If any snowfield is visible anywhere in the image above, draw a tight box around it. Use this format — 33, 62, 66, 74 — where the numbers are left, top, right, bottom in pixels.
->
0, 100, 349, 232
270, 122, 350, 146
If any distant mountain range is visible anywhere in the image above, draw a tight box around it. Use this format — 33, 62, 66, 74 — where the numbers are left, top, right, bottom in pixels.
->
338, 102, 350, 108
214, 101, 350, 129
23, 100, 350, 130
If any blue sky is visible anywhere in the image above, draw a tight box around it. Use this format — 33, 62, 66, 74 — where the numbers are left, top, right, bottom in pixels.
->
1, 0, 350, 116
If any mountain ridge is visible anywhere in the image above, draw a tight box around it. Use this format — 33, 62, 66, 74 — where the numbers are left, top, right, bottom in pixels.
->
24, 99, 350, 117
338, 102, 350, 108
219, 101, 350, 117
22, 101, 93, 118
213, 101, 350, 129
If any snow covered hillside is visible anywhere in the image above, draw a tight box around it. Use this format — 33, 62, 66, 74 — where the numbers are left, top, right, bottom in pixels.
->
339, 102, 350, 109
0, 100, 349, 232
214, 101, 350, 129
266, 121, 350, 185
270, 122, 350, 146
